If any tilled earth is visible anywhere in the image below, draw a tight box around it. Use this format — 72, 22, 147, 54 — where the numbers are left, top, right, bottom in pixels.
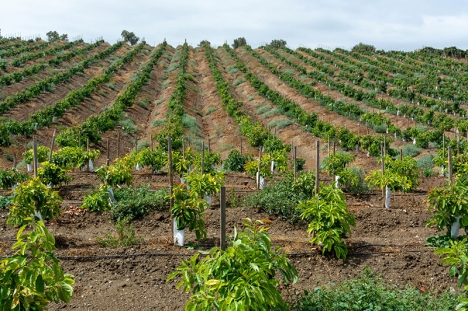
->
0, 173, 460, 310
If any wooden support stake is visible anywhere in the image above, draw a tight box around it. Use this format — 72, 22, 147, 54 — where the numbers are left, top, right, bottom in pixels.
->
457, 135, 460, 155
201, 141, 205, 174
315, 140, 320, 195
381, 144, 385, 207
400, 148, 403, 161
117, 131, 121, 158
293, 146, 297, 181
150, 136, 153, 151
448, 146, 453, 183
33, 137, 38, 178
168, 137, 174, 238
240, 137, 243, 155
13, 152, 17, 170
220, 186, 226, 250
48, 129, 56, 161
257, 147, 263, 190
208, 139, 211, 152
106, 138, 110, 166
442, 134, 445, 158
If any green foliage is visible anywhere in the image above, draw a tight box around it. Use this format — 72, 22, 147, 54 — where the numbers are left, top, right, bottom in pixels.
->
343, 166, 371, 195
222, 150, 252, 172
417, 154, 435, 170
0, 169, 28, 190
46, 30, 68, 41
268, 39, 287, 49
244, 174, 310, 224
121, 30, 139, 45
366, 156, 419, 192
427, 177, 468, 235
426, 234, 467, 248
135, 147, 167, 172
22, 145, 50, 164
170, 184, 209, 239
205, 107, 218, 115
0, 221, 75, 309
402, 144, 421, 157
351, 42, 376, 53
8, 178, 62, 227
37, 161, 72, 187
232, 37, 247, 49
111, 186, 169, 221
184, 171, 225, 197
291, 268, 460, 311
193, 151, 222, 174
291, 170, 316, 199
97, 218, 143, 247
50, 147, 100, 169
322, 152, 355, 177
0, 195, 12, 209
435, 238, 468, 310
81, 185, 111, 212
96, 155, 134, 187
167, 219, 298, 310
297, 185, 355, 259
118, 118, 137, 134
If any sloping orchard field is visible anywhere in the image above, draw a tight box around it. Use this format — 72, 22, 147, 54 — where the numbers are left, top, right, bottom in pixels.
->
0, 37, 466, 310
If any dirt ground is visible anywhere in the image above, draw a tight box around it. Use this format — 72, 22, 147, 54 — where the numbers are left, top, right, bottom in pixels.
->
0, 172, 459, 310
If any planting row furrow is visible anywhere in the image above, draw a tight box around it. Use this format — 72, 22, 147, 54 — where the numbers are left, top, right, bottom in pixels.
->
0, 41, 122, 117
0, 40, 104, 87
0, 41, 131, 146
54, 41, 167, 147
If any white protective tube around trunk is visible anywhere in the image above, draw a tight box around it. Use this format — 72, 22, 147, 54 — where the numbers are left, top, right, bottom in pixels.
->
270, 161, 275, 174
89, 160, 94, 172
451, 216, 462, 238
107, 187, 117, 204
413, 138, 417, 145
173, 218, 185, 246
385, 185, 392, 208
135, 163, 141, 171
256, 172, 264, 190
335, 175, 340, 188
27, 164, 32, 172
204, 194, 212, 207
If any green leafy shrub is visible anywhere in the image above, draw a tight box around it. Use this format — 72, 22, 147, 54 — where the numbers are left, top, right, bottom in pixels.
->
97, 218, 143, 247
37, 162, 72, 187
297, 185, 355, 259
0, 169, 28, 189
111, 186, 169, 221
170, 184, 209, 240
8, 178, 62, 227
0, 195, 12, 209
426, 177, 468, 236
291, 268, 460, 311
344, 166, 371, 195
167, 219, 298, 310
22, 145, 50, 164
435, 239, 468, 310
244, 174, 309, 223
81, 185, 111, 212
222, 150, 251, 172
0, 221, 75, 309
402, 144, 421, 157
417, 154, 435, 170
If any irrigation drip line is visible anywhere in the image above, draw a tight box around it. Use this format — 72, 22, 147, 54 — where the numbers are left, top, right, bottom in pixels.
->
0, 247, 435, 261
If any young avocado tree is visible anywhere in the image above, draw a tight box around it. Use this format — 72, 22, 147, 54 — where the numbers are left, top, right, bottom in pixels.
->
322, 152, 357, 188
167, 219, 298, 310
366, 155, 418, 208
434, 239, 468, 310
0, 178, 74, 309
427, 176, 468, 238
297, 184, 355, 259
